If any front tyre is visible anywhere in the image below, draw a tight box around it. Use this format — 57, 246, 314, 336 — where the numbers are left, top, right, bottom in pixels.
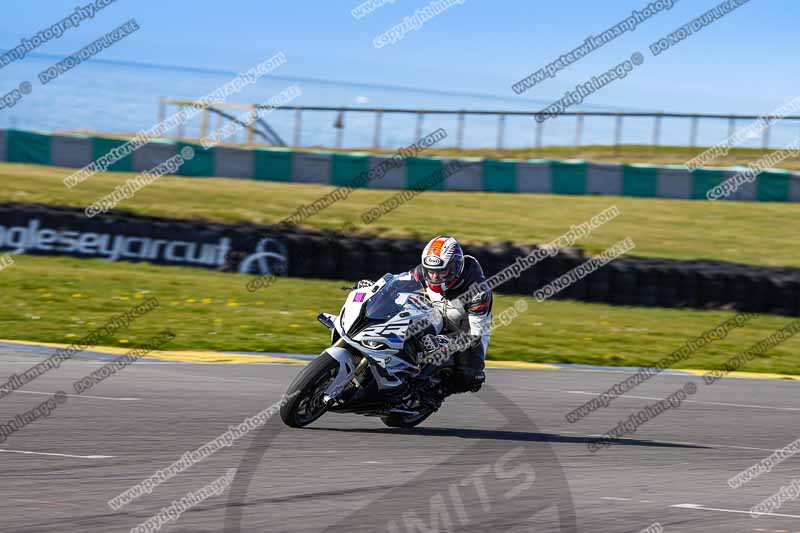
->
280, 354, 339, 428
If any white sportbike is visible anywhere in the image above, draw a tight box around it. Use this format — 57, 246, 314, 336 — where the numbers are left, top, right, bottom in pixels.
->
280, 272, 456, 428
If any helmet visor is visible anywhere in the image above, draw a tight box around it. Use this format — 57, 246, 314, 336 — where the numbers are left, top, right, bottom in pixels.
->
423, 264, 456, 285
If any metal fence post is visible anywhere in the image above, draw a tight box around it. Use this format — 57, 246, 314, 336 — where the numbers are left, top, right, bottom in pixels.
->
535, 118, 544, 148
762, 117, 771, 149
373, 110, 383, 149
497, 114, 506, 149
334, 110, 345, 148
293, 109, 302, 147
614, 113, 623, 155
177, 105, 185, 140
415, 112, 424, 141
575, 113, 584, 147
200, 105, 209, 140
216, 111, 224, 142
652, 114, 662, 147
689, 115, 699, 147
247, 104, 257, 144
456, 112, 465, 149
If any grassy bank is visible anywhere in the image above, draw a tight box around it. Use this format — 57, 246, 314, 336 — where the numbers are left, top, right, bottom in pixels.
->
2, 255, 799, 374
2, 162, 799, 267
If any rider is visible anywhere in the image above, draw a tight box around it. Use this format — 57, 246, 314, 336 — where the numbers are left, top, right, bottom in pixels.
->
360, 235, 492, 395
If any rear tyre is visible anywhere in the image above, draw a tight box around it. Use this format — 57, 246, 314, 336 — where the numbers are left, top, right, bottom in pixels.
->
280, 354, 339, 428
381, 408, 435, 428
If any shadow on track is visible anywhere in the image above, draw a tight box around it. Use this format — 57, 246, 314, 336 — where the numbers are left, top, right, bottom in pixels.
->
308, 425, 709, 449
225, 384, 580, 532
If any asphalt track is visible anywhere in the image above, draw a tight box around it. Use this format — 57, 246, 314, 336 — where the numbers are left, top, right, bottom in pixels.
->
1, 343, 800, 532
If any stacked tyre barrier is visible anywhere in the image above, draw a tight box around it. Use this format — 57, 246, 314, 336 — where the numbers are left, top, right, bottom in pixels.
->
0, 202, 796, 316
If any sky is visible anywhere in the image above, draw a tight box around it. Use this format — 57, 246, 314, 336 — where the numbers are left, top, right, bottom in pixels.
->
0, 0, 797, 115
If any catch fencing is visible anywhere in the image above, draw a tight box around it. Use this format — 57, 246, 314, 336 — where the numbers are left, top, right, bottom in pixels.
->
158, 100, 800, 152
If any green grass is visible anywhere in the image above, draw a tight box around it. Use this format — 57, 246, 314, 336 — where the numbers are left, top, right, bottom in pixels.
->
2, 162, 800, 267
2, 255, 799, 375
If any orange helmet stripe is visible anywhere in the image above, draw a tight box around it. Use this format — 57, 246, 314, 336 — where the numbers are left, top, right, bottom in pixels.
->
427, 237, 448, 257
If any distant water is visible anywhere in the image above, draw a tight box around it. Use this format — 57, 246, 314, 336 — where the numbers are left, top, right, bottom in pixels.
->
2, 55, 798, 151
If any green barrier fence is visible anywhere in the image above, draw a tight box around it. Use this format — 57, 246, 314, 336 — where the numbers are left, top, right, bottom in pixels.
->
406, 157, 445, 191
482, 160, 517, 193
2, 130, 799, 202
330, 153, 370, 187
691, 168, 727, 200
551, 161, 587, 195
622, 165, 659, 197
92, 137, 133, 172
253, 149, 292, 181
757, 170, 791, 202
177, 142, 213, 177
7, 130, 51, 165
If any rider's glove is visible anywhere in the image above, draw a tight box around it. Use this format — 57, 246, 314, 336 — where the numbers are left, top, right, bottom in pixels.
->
421, 334, 450, 364
356, 279, 373, 289
469, 370, 486, 393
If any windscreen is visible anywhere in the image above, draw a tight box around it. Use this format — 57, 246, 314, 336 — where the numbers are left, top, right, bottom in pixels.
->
364, 274, 424, 320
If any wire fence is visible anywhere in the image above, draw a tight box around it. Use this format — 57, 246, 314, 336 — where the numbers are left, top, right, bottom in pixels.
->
160, 99, 800, 152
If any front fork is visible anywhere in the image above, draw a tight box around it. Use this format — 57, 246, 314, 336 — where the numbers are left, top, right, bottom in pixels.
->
322, 342, 368, 404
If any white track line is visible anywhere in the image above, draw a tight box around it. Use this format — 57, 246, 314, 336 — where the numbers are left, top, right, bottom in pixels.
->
13, 390, 140, 401
564, 390, 800, 412
0, 449, 114, 459
601, 497, 630, 501
11, 498, 81, 507
671, 503, 800, 519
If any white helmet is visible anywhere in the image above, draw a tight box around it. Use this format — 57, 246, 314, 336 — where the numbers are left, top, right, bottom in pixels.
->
420, 235, 465, 293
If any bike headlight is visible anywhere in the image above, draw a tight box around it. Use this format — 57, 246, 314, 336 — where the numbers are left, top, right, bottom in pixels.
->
362, 340, 387, 350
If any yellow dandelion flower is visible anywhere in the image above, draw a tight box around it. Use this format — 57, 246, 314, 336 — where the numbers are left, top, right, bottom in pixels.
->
71, 293, 83, 298
202, 298, 213, 304
186, 298, 196, 304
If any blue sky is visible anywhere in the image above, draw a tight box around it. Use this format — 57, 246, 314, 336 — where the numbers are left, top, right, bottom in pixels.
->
0, 0, 795, 114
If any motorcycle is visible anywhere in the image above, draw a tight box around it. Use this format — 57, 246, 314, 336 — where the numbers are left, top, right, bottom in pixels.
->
280, 272, 454, 428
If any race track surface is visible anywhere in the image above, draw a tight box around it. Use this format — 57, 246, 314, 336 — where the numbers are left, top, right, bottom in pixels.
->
1, 345, 799, 532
